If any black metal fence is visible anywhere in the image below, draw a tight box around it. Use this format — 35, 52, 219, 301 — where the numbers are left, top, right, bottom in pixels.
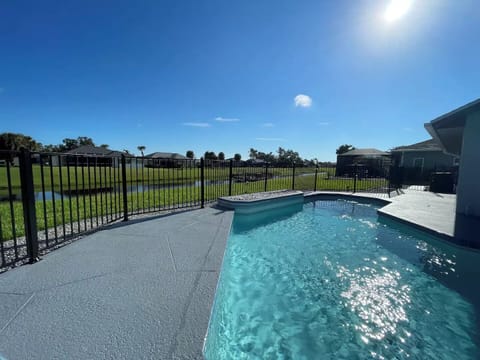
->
0, 150, 397, 271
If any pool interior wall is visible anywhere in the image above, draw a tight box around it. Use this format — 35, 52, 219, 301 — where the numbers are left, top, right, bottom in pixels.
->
204, 197, 480, 359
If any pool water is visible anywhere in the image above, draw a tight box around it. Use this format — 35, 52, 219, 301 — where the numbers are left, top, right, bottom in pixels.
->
204, 199, 480, 359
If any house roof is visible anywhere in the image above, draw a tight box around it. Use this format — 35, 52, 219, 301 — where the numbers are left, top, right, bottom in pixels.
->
391, 139, 443, 152
64, 145, 128, 157
145, 152, 188, 159
338, 148, 389, 157
424, 97, 480, 156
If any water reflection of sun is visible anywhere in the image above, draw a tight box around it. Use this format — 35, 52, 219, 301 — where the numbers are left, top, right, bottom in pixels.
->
338, 265, 411, 344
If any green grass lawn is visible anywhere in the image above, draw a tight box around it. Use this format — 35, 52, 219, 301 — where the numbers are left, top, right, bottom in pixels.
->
0, 172, 386, 241
0, 164, 328, 196
293, 174, 388, 192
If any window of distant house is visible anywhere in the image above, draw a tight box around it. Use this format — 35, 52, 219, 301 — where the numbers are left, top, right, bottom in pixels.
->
413, 158, 424, 169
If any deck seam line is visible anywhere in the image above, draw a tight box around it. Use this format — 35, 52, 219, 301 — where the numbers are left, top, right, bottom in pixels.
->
0, 292, 35, 335
165, 233, 178, 272
166, 221, 223, 358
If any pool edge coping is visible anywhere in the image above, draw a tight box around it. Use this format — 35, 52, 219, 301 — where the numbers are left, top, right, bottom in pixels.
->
305, 192, 474, 250
219, 191, 457, 245
202, 206, 235, 358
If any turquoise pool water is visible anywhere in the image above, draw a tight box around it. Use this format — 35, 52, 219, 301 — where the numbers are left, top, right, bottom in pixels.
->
204, 199, 480, 359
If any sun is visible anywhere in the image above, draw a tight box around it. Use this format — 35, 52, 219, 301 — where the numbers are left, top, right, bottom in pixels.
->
384, 0, 413, 22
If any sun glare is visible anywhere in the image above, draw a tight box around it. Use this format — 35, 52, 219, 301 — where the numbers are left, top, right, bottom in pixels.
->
384, 0, 413, 22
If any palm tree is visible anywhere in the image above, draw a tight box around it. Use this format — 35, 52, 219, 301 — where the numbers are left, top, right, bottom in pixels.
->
137, 145, 146, 157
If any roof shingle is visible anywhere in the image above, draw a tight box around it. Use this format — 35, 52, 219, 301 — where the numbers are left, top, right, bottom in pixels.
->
338, 148, 389, 157
391, 139, 442, 152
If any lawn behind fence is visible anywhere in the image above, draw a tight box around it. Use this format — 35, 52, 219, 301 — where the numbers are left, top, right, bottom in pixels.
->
0, 171, 387, 241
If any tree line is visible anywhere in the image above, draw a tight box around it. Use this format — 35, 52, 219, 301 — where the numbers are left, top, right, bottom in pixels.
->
195, 145, 355, 162
0, 133, 106, 153
0, 132, 145, 156
0, 132, 351, 165
201, 147, 332, 166
202, 151, 241, 161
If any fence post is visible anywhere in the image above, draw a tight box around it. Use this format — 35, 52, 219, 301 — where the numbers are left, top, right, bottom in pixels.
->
19, 148, 39, 263
264, 163, 269, 192
387, 166, 392, 198
292, 162, 296, 190
314, 165, 318, 192
353, 163, 357, 193
200, 158, 205, 208
121, 154, 128, 221
228, 159, 233, 196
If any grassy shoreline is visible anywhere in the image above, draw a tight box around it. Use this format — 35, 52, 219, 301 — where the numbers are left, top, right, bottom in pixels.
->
0, 165, 330, 195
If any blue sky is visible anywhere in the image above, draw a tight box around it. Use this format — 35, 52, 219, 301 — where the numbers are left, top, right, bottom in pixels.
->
1, 0, 479, 161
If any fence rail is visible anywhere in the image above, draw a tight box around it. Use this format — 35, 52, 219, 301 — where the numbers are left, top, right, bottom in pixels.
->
0, 150, 395, 271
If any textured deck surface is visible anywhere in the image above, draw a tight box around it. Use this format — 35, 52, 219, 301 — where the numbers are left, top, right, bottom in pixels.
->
378, 189, 456, 238
0, 207, 233, 360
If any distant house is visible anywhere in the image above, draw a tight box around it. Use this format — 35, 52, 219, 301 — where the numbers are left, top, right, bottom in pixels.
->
245, 159, 266, 167
62, 145, 130, 167
64, 145, 127, 157
336, 148, 390, 177
144, 152, 190, 168
391, 139, 459, 173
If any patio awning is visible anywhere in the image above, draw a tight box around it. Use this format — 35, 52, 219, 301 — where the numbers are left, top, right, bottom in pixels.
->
424, 98, 480, 156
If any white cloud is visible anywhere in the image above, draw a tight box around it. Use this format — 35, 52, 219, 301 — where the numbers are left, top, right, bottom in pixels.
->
255, 137, 286, 142
294, 94, 312, 108
215, 117, 240, 122
262, 122, 274, 127
182, 122, 211, 127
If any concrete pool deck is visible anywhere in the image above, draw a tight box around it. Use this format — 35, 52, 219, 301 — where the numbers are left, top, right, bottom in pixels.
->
308, 189, 456, 240
0, 206, 234, 360
378, 189, 456, 238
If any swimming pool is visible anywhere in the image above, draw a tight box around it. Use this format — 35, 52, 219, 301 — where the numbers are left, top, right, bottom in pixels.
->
204, 198, 480, 359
